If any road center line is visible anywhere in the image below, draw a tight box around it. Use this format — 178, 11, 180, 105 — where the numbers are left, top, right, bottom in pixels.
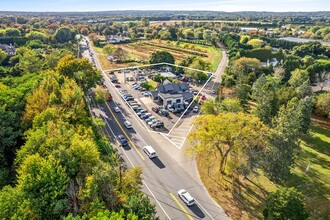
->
104, 101, 145, 160
169, 193, 193, 220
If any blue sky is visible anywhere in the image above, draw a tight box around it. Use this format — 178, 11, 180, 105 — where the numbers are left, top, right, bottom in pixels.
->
0, 0, 328, 12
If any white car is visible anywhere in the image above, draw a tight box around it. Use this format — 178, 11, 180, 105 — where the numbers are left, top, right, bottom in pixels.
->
212, 90, 216, 94
114, 107, 120, 113
124, 120, 132, 129
178, 189, 195, 206
193, 106, 199, 113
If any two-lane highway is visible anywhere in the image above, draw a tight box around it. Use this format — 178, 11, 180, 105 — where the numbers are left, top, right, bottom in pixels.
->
82, 36, 229, 220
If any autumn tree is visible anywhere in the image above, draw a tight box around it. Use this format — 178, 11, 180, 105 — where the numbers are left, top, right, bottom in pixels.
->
56, 54, 101, 91
188, 112, 269, 176
232, 57, 260, 74
113, 47, 128, 61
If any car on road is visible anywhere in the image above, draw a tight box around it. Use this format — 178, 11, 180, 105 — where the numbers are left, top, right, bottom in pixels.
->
118, 135, 128, 146
212, 90, 216, 94
143, 145, 157, 159
114, 107, 120, 113
124, 121, 132, 129
115, 84, 121, 88
178, 189, 195, 206
193, 106, 199, 113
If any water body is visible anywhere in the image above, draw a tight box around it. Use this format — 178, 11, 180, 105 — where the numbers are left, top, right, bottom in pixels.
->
280, 37, 330, 46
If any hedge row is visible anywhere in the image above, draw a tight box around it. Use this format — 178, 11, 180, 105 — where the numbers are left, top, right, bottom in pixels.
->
143, 42, 208, 57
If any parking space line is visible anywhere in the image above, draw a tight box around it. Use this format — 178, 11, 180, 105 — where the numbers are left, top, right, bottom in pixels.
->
105, 102, 145, 161
170, 193, 193, 220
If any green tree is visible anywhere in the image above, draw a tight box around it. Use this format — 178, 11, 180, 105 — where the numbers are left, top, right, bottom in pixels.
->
140, 17, 150, 27
252, 75, 279, 124
54, 27, 75, 43
247, 39, 263, 48
94, 85, 108, 103
0, 186, 22, 219
188, 112, 269, 175
149, 51, 175, 64
123, 193, 158, 220
263, 187, 308, 220
0, 50, 7, 64
235, 82, 251, 108
288, 69, 309, 88
263, 97, 312, 182
17, 49, 43, 73
17, 154, 70, 219
103, 44, 115, 55
4, 28, 21, 37
314, 92, 330, 118
26, 31, 48, 43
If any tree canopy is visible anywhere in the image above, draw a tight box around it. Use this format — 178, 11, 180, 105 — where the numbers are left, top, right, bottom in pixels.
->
149, 50, 175, 64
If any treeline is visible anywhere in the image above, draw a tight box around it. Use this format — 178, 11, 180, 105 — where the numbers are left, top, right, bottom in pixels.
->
0, 45, 157, 219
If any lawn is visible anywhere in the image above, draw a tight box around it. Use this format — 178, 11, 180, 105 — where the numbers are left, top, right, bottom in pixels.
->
91, 38, 222, 71
195, 121, 330, 220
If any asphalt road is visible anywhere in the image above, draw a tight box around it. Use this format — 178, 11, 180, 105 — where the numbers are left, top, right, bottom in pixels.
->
82, 36, 229, 220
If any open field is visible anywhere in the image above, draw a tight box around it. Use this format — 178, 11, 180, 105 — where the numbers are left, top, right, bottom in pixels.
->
92, 39, 222, 71
150, 20, 273, 26
196, 121, 330, 220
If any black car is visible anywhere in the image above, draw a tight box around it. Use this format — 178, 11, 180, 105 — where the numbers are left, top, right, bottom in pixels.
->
118, 135, 128, 146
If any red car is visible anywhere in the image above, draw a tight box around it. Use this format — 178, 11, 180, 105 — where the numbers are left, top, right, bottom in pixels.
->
115, 84, 121, 88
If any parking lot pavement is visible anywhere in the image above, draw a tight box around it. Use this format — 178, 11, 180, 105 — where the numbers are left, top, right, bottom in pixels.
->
164, 115, 196, 148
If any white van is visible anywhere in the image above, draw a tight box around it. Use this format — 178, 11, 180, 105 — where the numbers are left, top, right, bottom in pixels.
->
143, 145, 157, 159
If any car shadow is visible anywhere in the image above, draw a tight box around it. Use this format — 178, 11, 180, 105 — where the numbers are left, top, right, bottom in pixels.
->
188, 204, 206, 219
151, 157, 166, 169
121, 144, 132, 151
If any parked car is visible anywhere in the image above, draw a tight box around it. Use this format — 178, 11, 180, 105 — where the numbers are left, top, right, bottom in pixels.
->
152, 107, 159, 113
114, 107, 120, 113
212, 90, 216, 94
115, 84, 121, 88
160, 109, 169, 117
193, 106, 199, 113
118, 135, 128, 146
178, 189, 195, 206
124, 96, 134, 101
167, 105, 174, 112
124, 121, 132, 129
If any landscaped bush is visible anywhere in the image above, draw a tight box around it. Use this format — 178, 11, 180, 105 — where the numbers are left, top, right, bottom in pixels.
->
140, 82, 154, 91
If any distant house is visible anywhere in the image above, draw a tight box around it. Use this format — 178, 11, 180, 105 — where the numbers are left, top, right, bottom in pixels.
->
261, 58, 282, 67
150, 82, 193, 107
240, 27, 258, 33
0, 44, 16, 55
108, 35, 129, 44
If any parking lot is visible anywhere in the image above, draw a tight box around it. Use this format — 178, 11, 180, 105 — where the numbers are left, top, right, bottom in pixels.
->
106, 67, 203, 133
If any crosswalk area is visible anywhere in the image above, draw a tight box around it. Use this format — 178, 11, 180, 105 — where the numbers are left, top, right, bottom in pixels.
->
164, 115, 196, 149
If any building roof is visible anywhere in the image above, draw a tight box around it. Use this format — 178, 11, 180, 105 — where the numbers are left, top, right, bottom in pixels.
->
182, 92, 193, 100
159, 93, 182, 100
0, 44, 15, 55
150, 91, 159, 98
157, 82, 189, 94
